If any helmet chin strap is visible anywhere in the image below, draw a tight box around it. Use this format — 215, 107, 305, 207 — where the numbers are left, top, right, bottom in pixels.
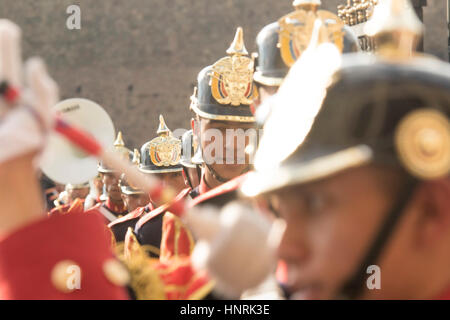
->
182, 167, 194, 190
336, 176, 418, 300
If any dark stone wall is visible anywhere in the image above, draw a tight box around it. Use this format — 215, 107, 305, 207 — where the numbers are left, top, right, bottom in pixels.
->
1, 0, 448, 149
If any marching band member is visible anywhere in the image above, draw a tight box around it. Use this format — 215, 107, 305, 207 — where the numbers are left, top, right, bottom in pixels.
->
0, 19, 129, 299
108, 115, 187, 248
86, 132, 132, 223
134, 27, 258, 265
120, 149, 151, 212
241, 0, 450, 299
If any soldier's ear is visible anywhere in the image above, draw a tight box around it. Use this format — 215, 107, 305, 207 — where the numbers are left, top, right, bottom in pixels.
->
414, 179, 450, 248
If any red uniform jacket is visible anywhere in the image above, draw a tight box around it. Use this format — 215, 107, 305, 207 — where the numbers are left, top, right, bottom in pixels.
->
0, 208, 129, 299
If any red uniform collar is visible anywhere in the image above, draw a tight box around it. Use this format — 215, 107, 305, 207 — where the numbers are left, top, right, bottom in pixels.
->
189, 173, 249, 208
135, 188, 191, 230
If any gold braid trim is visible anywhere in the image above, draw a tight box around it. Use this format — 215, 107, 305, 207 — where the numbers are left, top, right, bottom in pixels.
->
164, 211, 195, 260
114, 242, 166, 300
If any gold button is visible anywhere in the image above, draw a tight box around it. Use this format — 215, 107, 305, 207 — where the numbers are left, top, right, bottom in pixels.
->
103, 259, 130, 287
51, 260, 81, 293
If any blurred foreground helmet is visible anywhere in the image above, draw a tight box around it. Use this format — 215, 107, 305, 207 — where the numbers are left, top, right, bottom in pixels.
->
98, 132, 133, 173
139, 115, 182, 174
190, 27, 257, 123
242, 0, 449, 197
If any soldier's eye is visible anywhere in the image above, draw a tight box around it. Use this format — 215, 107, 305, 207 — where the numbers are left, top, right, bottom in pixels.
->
304, 193, 328, 216
266, 196, 281, 218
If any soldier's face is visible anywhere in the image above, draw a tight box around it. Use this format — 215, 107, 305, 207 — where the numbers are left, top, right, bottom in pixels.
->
199, 118, 255, 181
159, 171, 186, 194
122, 193, 150, 212
102, 173, 122, 201
266, 165, 429, 300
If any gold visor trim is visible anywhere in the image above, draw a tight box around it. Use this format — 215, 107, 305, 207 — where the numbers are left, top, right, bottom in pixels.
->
191, 102, 255, 123
138, 167, 183, 174
253, 71, 284, 87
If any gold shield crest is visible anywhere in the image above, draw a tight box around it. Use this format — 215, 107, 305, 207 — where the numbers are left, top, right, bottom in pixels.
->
278, 9, 344, 67
149, 135, 181, 167
210, 27, 258, 106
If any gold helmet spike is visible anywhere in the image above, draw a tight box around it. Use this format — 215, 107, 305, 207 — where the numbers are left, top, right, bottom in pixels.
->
132, 149, 140, 166
114, 131, 125, 147
157, 115, 171, 136
226, 27, 249, 56
111, 131, 132, 164
364, 0, 423, 58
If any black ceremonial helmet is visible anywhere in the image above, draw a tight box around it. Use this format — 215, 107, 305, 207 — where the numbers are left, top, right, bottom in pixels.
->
243, 0, 450, 299
139, 115, 183, 174
98, 131, 133, 173
254, 0, 360, 88
190, 27, 257, 123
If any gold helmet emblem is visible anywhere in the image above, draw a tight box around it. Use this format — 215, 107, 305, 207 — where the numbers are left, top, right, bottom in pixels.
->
278, 0, 344, 67
149, 115, 181, 167
395, 109, 450, 180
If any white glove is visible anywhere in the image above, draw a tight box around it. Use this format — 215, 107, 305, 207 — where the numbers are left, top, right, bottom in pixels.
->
185, 201, 286, 299
0, 20, 58, 165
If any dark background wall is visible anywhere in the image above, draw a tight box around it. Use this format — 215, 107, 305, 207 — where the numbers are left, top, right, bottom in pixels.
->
1, 0, 448, 149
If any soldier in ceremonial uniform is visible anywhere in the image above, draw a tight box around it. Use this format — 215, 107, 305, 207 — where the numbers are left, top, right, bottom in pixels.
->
86, 132, 132, 224
241, 0, 450, 299
108, 115, 186, 247
0, 19, 129, 299
133, 27, 258, 263
65, 182, 90, 203
119, 149, 150, 212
